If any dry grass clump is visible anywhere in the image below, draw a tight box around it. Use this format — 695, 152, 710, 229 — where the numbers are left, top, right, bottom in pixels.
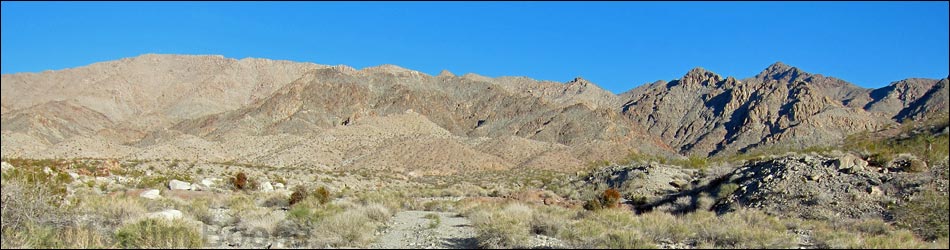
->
807, 218, 945, 249
560, 209, 654, 248
76, 195, 148, 228
467, 202, 534, 249
309, 209, 376, 247
114, 218, 203, 248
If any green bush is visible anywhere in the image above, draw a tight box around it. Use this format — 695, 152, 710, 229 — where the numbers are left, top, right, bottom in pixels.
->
114, 219, 202, 248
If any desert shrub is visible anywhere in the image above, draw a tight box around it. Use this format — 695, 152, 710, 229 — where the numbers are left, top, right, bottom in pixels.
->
314, 186, 331, 204
891, 189, 949, 240
628, 195, 649, 207
529, 206, 570, 237
231, 172, 248, 190
183, 198, 214, 225
422, 200, 455, 212
633, 210, 694, 243
469, 203, 533, 249
289, 186, 309, 206
59, 225, 112, 248
561, 209, 655, 248
424, 213, 441, 229
114, 218, 202, 248
261, 192, 289, 208
310, 209, 376, 247
78, 195, 148, 228
286, 199, 343, 225
226, 194, 257, 216
584, 199, 603, 211
716, 183, 740, 200
695, 208, 796, 248
1, 178, 67, 237
236, 208, 282, 237
359, 203, 392, 223
602, 188, 622, 208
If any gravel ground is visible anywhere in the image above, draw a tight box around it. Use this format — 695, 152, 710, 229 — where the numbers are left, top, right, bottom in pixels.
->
370, 211, 477, 249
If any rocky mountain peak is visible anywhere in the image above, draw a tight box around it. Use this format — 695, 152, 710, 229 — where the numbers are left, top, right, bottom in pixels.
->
677, 67, 723, 87
567, 76, 592, 87
437, 69, 456, 78
360, 64, 423, 76
757, 61, 808, 82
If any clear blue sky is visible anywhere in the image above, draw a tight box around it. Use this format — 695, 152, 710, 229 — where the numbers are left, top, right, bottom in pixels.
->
2, 1, 948, 93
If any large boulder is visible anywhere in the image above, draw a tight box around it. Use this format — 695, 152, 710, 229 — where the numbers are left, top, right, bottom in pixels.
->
168, 179, 193, 190
886, 153, 928, 172
834, 154, 868, 174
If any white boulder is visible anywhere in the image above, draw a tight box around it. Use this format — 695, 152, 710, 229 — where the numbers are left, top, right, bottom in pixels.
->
260, 181, 274, 192
168, 179, 193, 190
140, 189, 161, 199
201, 178, 218, 188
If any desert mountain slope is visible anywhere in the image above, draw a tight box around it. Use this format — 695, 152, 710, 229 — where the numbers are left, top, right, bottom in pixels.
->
2, 55, 946, 171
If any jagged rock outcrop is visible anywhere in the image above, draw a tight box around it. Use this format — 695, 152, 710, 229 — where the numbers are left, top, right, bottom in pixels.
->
620, 63, 898, 157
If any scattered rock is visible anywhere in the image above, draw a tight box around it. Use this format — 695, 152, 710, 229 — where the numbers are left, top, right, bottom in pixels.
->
67, 172, 81, 181
834, 154, 868, 174
147, 209, 183, 221
140, 189, 161, 199
273, 183, 285, 190
260, 181, 274, 192
1, 162, 12, 172
886, 153, 927, 172
201, 178, 218, 188
169, 179, 193, 190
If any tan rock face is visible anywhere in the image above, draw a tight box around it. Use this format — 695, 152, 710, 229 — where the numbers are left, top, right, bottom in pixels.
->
619, 63, 946, 157
2, 55, 947, 174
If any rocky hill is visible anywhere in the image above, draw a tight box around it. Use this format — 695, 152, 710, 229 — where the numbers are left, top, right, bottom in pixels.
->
2, 55, 947, 173
620, 62, 947, 157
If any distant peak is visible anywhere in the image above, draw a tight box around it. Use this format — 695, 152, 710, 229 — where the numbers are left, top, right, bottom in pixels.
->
757, 61, 807, 81
568, 76, 591, 86
361, 64, 410, 73
461, 73, 493, 82
682, 67, 720, 80
768, 61, 789, 70
437, 69, 456, 77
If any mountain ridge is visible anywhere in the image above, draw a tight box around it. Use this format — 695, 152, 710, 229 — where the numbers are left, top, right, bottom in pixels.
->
2, 54, 946, 173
